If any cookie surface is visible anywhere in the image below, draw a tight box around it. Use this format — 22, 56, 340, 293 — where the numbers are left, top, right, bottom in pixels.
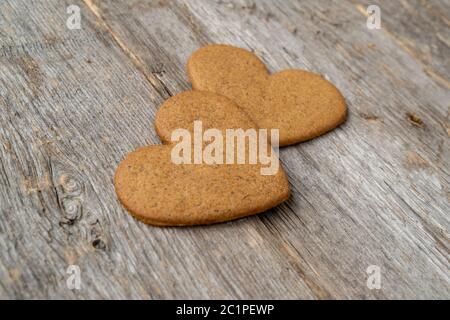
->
187, 44, 269, 106
155, 90, 257, 144
115, 145, 290, 226
260, 70, 347, 145
187, 44, 347, 146
187, 44, 268, 129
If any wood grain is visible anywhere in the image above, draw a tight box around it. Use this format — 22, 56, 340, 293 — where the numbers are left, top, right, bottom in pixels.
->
0, 0, 449, 299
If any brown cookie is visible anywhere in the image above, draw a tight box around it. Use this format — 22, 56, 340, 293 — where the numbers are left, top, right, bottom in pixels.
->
155, 90, 281, 174
187, 44, 347, 146
117, 90, 290, 226
155, 90, 257, 144
260, 70, 347, 145
115, 145, 290, 226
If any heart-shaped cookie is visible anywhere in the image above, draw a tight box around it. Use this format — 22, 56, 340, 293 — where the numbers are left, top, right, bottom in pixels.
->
187, 44, 347, 146
115, 145, 289, 226
116, 91, 290, 226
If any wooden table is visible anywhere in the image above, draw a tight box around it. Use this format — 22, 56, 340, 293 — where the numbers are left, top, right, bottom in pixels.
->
0, 0, 448, 299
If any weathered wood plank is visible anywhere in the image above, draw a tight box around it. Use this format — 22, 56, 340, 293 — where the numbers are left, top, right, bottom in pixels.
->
81, 0, 450, 299
0, 0, 316, 299
353, 0, 450, 89
0, 0, 449, 299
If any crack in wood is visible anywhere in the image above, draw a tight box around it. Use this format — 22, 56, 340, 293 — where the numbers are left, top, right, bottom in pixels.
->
82, 0, 173, 98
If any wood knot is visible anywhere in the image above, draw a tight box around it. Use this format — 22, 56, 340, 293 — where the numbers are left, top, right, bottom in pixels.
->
59, 174, 81, 194
407, 113, 425, 128
57, 174, 84, 227
92, 238, 106, 250
61, 197, 83, 221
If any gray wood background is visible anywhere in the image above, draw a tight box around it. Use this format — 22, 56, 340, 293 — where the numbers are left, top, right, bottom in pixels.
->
0, 0, 448, 299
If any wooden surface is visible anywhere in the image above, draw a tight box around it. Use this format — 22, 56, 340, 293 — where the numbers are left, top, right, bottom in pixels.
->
0, 0, 449, 299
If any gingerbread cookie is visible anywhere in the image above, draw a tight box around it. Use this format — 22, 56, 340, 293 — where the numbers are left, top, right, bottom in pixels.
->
187, 44, 347, 146
115, 145, 290, 226
117, 90, 290, 226
155, 90, 256, 144
155, 90, 281, 174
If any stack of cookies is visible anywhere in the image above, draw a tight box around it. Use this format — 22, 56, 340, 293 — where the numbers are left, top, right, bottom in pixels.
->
115, 44, 347, 226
